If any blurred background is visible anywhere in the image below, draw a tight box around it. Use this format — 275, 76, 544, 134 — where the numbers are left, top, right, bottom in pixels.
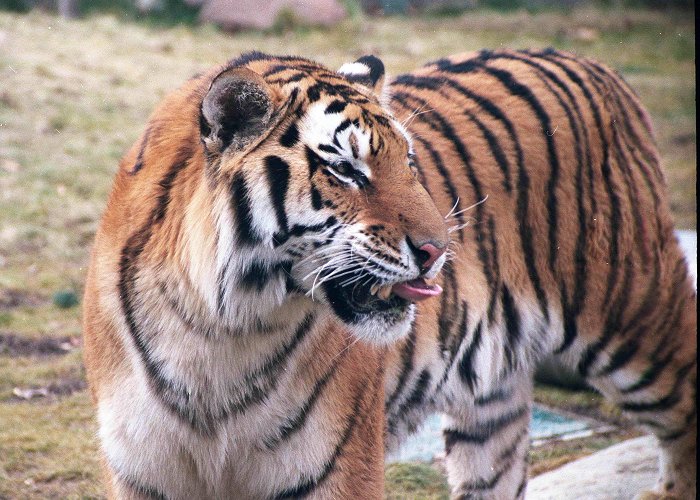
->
0, 0, 695, 498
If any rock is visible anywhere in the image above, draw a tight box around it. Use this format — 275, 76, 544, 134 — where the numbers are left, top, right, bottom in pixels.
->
135, 0, 163, 12
199, 0, 347, 30
52, 290, 79, 309
13, 386, 49, 400
571, 27, 599, 43
527, 436, 659, 499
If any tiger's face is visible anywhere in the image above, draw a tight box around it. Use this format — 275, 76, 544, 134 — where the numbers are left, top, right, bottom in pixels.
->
200, 55, 448, 343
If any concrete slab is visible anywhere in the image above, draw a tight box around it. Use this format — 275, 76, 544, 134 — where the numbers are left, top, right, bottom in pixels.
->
527, 436, 659, 500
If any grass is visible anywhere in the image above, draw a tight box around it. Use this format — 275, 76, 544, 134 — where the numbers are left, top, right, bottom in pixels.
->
0, 5, 695, 498
385, 463, 449, 499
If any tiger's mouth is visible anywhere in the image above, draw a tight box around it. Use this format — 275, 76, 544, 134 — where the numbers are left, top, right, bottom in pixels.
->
321, 274, 442, 323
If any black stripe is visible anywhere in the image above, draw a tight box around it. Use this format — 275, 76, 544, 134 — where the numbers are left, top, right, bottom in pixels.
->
532, 50, 622, 309
227, 51, 274, 68
262, 352, 343, 450
318, 143, 340, 155
434, 300, 469, 394
306, 145, 328, 178
385, 326, 417, 412
310, 184, 323, 210
231, 171, 262, 245
475, 387, 512, 406
305, 80, 367, 104
514, 468, 528, 498
130, 127, 150, 175
497, 428, 527, 463
332, 119, 352, 146
620, 361, 695, 413
273, 215, 338, 247
118, 472, 169, 500
457, 467, 507, 493
480, 50, 591, 350
463, 108, 512, 192
273, 369, 374, 499
501, 285, 521, 372
577, 256, 634, 377
455, 433, 523, 496
392, 74, 549, 321
612, 121, 651, 268
325, 99, 348, 114
393, 91, 500, 315
216, 256, 232, 316
392, 369, 431, 420
579, 58, 651, 271
159, 281, 217, 338
119, 146, 224, 434
597, 340, 640, 377
443, 406, 528, 450
476, 54, 562, 274
457, 321, 482, 392
152, 145, 194, 224
437, 260, 464, 355
229, 313, 316, 417
239, 260, 292, 292
265, 155, 291, 234
620, 349, 675, 394
642, 258, 693, 362
412, 134, 466, 242
627, 144, 665, 242
571, 55, 659, 170
485, 215, 501, 323
261, 61, 329, 78
437, 262, 459, 351
268, 71, 308, 84
279, 121, 299, 148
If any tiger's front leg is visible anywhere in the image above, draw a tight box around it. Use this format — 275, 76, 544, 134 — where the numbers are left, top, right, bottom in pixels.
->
441, 371, 533, 499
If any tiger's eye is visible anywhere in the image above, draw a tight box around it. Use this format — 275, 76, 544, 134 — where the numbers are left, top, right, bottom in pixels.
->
334, 161, 353, 176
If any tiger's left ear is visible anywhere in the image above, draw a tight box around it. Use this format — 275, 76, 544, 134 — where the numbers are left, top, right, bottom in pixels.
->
338, 55, 385, 95
200, 67, 275, 157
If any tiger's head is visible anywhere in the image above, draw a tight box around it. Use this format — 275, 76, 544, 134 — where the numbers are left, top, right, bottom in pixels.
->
200, 53, 448, 344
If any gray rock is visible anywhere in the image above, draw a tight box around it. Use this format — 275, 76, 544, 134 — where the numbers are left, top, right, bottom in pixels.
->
527, 436, 659, 499
200, 0, 347, 30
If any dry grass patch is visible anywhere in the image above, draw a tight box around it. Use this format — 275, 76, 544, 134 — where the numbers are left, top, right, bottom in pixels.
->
0, 6, 694, 498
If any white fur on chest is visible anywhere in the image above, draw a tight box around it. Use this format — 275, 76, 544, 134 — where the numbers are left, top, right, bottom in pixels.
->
100, 307, 335, 499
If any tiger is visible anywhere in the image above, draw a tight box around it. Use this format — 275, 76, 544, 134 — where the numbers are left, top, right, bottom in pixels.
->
82, 49, 696, 500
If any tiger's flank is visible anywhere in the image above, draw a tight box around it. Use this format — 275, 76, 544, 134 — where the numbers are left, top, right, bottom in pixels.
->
83, 49, 696, 499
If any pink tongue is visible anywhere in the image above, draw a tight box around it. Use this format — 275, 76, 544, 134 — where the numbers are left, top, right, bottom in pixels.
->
392, 278, 443, 302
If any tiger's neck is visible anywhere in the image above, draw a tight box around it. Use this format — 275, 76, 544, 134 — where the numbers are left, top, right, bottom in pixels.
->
173, 179, 314, 335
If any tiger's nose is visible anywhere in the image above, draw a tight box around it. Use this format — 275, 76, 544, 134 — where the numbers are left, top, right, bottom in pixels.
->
408, 239, 446, 272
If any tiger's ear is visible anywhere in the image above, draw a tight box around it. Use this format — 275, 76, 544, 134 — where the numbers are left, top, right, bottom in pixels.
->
200, 67, 274, 156
337, 55, 385, 95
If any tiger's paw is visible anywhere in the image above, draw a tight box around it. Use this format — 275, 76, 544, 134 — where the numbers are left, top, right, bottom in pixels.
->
635, 491, 679, 500
634, 479, 693, 500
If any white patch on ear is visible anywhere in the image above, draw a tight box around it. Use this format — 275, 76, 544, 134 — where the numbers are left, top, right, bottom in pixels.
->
378, 74, 393, 109
338, 61, 371, 78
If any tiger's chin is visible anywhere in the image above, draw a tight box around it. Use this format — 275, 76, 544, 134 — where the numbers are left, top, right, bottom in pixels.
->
348, 306, 416, 345
320, 276, 416, 345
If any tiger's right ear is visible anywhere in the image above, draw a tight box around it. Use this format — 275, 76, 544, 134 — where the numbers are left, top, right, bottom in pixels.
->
200, 67, 274, 156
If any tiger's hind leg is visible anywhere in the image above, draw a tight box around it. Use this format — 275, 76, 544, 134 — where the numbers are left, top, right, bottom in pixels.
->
441, 371, 533, 499
574, 273, 697, 499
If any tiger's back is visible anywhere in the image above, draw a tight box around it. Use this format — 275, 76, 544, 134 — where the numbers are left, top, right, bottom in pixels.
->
385, 49, 696, 499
